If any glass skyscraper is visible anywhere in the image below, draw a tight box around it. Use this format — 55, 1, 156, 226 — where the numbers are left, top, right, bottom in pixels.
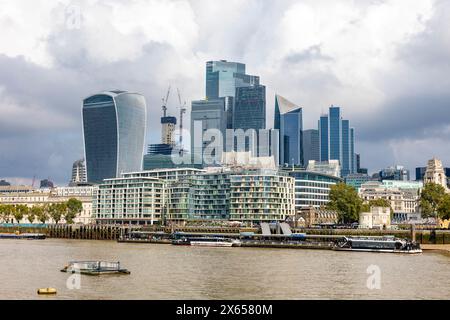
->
190, 99, 227, 164
319, 115, 329, 161
274, 94, 303, 166
82, 90, 147, 183
233, 85, 266, 130
206, 60, 259, 100
318, 106, 356, 177
302, 129, 320, 165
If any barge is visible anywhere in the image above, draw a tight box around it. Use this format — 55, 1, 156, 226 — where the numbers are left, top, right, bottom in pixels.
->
61, 261, 130, 275
0, 233, 46, 240
334, 236, 422, 254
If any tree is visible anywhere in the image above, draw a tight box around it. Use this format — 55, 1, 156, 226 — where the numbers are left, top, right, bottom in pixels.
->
368, 198, 391, 208
437, 194, 450, 220
0, 205, 6, 223
13, 205, 28, 224
37, 205, 49, 224
327, 183, 363, 223
48, 203, 66, 224
420, 182, 446, 218
28, 206, 43, 224
65, 198, 83, 224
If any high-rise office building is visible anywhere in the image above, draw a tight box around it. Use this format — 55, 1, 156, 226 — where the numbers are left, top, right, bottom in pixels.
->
40, 179, 54, 189
379, 165, 410, 181
302, 129, 320, 165
319, 115, 329, 161
318, 106, 356, 177
274, 94, 303, 166
206, 60, 259, 100
82, 90, 147, 183
190, 99, 227, 164
69, 159, 87, 186
161, 116, 177, 146
233, 85, 266, 130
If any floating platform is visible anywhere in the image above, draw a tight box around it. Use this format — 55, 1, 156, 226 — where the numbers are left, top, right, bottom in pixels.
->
60, 261, 130, 276
0, 233, 46, 240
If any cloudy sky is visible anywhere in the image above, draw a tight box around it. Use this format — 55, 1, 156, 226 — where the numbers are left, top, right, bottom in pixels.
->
0, 0, 449, 185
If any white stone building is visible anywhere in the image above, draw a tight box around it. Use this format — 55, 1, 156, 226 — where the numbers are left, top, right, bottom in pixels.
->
359, 206, 391, 229
359, 181, 420, 214
0, 186, 96, 224
423, 158, 448, 191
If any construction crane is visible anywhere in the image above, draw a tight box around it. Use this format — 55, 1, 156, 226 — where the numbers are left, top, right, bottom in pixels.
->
177, 88, 187, 149
162, 86, 171, 117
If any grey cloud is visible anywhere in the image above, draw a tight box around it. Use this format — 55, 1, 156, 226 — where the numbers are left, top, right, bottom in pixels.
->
284, 45, 334, 64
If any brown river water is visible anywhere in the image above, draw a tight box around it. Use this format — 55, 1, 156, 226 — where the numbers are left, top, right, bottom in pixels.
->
0, 239, 448, 300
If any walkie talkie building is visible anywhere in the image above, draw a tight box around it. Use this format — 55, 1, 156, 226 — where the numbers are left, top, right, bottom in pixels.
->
82, 90, 147, 183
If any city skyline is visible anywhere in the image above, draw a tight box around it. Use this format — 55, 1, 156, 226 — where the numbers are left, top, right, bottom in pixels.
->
1, 1, 450, 185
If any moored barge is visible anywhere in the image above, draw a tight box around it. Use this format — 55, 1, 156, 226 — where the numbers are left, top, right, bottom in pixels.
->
334, 236, 422, 254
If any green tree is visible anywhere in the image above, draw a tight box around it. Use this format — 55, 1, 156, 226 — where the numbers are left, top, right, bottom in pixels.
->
48, 203, 66, 224
37, 205, 49, 224
0, 204, 6, 223
65, 198, 83, 224
28, 206, 43, 224
13, 205, 28, 224
368, 198, 391, 208
327, 183, 363, 223
420, 182, 446, 218
437, 194, 450, 220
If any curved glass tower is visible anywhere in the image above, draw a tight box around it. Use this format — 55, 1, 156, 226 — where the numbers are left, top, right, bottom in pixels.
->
82, 90, 147, 183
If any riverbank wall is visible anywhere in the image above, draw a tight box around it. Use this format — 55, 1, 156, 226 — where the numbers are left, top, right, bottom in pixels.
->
0, 225, 449, 244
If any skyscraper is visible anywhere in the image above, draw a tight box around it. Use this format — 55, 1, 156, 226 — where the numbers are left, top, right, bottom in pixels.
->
190, 99, 227, 164
69, 159, 87, 186
205, 60, 264, 131
206, 60, 259, 100
233, 85, 266, 130
82, 90, 147, 183
318, 106, 356, 177
274, 94, 303, 166
303, 129, 320, 165
319, 115, 329, 161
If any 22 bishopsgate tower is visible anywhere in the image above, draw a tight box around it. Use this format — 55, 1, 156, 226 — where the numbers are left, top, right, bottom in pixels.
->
82, 90, 147, 183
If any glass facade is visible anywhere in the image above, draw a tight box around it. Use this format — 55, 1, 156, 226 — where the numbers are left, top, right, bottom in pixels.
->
190, 99, 227, 164
302, 129, 320, 164
341, 120, 350, 176
233, 85, 266, 130
287, 170, 343, 209
205, 60, 259, 100
274, 95, 303, 166
319, 115, 329, 161
83, 91, 146, 184
329, 106, 341, 161
318, 106, 356, 176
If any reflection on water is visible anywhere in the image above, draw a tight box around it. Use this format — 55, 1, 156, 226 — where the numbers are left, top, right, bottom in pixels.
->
0, 239, 448, 300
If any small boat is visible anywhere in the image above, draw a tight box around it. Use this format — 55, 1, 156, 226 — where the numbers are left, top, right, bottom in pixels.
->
60, 261, 130, 275
173, 237, 241, 247
37, 288, 57, 295
334, 236, 422, 254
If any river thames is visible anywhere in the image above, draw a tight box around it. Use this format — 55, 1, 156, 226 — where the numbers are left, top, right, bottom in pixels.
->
0, 239, 448, 300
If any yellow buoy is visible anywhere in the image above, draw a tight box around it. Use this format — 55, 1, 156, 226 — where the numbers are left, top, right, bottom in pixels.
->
37, 288, 57, 295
